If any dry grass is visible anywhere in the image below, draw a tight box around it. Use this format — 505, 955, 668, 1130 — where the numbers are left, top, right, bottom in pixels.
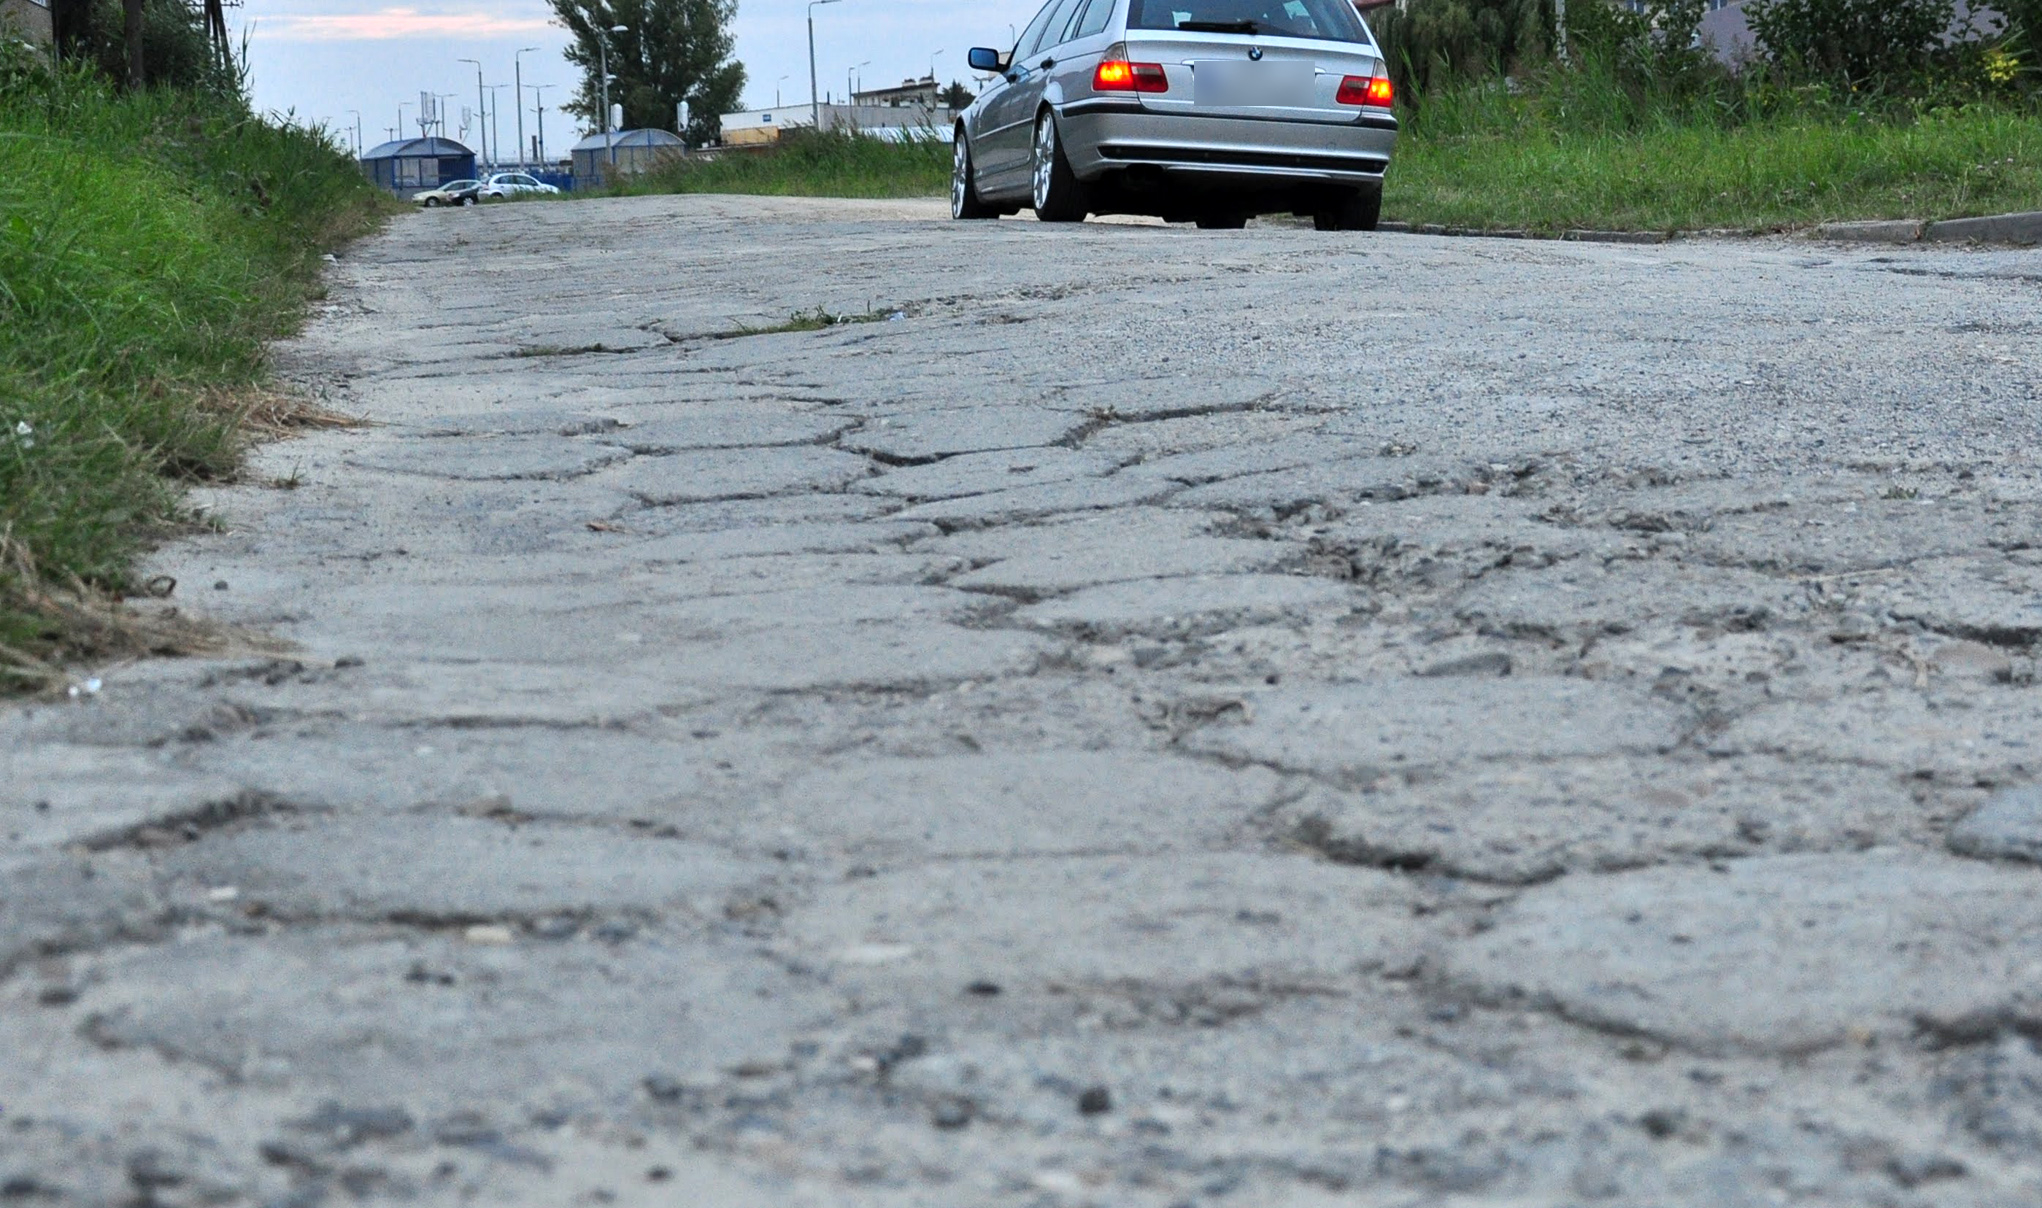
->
213, 384, 369, 441
0, 535, 289, 695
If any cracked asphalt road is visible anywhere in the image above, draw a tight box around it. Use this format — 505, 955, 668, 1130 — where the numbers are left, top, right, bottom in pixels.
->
8, 194, 2042, 1207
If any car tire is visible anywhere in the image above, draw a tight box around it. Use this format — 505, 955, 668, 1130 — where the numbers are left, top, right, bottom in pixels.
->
952, 136, 998, 220
423, 198, 440, 208
1313, 186, 1383, 232
1031, 111, 1089, 224
461, 196, 477, 207
1195, 211, 1248, 230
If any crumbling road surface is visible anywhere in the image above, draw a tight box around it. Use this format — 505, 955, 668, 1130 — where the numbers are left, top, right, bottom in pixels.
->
8, 195, 2042, 1207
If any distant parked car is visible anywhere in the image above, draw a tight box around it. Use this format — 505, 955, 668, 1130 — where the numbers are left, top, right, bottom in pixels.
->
414, 179, 481, 207
479, 172, 562, 201
954, 0, 1398, 229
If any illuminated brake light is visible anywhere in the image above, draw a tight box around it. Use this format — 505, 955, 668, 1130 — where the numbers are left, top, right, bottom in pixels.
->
1337, 74, 1394, 107
1095, 45, 1169, 93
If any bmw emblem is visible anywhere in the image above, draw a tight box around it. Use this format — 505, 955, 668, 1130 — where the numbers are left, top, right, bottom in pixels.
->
1248, 46, 1264, 60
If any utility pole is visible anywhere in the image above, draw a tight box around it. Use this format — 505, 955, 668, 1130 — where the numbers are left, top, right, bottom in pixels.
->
514, 46, 540, 170
483, 84, 510, 169
347, 110, 363, 157
204, 0, 228, 67
527, 83, 556, 166
808, 0, 842, 130
458, 58, 486, 157
597, 24, 628, 172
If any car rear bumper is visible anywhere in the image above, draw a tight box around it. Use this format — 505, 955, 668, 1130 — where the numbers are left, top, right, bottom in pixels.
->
1058, 103, 1396, 186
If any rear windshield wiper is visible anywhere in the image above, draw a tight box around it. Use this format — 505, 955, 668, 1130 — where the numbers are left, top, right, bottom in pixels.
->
1176, 19, 1262, 33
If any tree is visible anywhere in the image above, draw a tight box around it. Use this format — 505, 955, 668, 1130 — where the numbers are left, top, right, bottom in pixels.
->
122, 0, 142, 87
55, 0, 232, 92
51, 0, 91, 59
939, 80, 975, 109
550, 0, 746, 144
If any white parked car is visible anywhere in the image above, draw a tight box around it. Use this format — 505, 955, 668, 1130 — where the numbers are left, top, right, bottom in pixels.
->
479, 172, 562, 200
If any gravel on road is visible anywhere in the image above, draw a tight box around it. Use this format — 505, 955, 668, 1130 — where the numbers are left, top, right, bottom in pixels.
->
7, 194, 2042, 1207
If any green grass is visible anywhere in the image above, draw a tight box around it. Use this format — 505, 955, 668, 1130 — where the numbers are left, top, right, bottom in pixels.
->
611, 86, 2038, 234
614, 127, 951, 199
1386, 71, 2042, 232
0, 57, 389, 682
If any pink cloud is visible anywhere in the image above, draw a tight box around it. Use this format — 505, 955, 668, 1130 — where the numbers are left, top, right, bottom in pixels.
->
261, 8, 557, 41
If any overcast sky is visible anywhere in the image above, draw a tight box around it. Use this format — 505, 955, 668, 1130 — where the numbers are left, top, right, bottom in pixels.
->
239, 1, 1049, 158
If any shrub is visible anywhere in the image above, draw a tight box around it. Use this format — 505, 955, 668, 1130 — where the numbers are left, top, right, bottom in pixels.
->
1371, 0, 1552, 98
1744, 0, 1958, 90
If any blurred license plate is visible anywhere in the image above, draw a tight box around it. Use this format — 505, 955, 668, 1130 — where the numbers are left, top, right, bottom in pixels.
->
1193, 61, 1315, 106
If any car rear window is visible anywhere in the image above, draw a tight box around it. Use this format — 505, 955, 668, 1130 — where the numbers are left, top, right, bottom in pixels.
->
1127, 0, 1367, 41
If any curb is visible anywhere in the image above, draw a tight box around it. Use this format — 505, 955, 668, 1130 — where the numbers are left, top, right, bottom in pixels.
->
1376, 222, 1682, 245
1374, 210, 2042, 248
1814, 211, 2042, 247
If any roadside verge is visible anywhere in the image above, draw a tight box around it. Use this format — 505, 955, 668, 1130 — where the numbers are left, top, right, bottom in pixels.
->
1375, 210, 2042, 247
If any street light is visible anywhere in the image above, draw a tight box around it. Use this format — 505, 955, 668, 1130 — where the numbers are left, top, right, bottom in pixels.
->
458, 58, 486, 159
597, 23, 628, 171
346, 109, 362, 157
514, 46, 540, 170
776, 74, 789, 108
808, 0, 842, 130
929, 48, 944, 85
849, 60, 868, 104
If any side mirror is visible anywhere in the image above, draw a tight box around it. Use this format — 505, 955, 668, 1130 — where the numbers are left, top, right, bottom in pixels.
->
968, 47, 1004, 72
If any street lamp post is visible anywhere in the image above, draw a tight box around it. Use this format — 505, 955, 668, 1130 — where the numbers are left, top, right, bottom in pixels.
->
849, 60, 868, 105
458, 58, 486, 159
929, 49, 943, 86
347, 109, 362, 157
513, 46, 540, 170
808, 0, 842, 131
597, 24, 629, 171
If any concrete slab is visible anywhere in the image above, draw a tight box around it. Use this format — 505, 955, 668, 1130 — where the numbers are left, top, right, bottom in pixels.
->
18, 193, 2042, 1208
1443, 852, 2042, 1055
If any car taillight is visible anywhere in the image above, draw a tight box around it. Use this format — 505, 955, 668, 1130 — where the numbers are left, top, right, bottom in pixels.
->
1096, 46, 1169, 93
1337, 74, 1394, 106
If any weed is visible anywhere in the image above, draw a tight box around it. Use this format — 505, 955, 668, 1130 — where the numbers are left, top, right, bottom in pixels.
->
0, 61, 389, 681
722, 305, 902, 337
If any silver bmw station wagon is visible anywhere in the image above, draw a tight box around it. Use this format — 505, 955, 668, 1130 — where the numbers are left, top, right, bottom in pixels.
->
955, 0, 1397, 229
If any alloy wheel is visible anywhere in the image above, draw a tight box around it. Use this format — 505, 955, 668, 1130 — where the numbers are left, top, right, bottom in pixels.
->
1032, 116, 1057, 212
952, 139, 969, 219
